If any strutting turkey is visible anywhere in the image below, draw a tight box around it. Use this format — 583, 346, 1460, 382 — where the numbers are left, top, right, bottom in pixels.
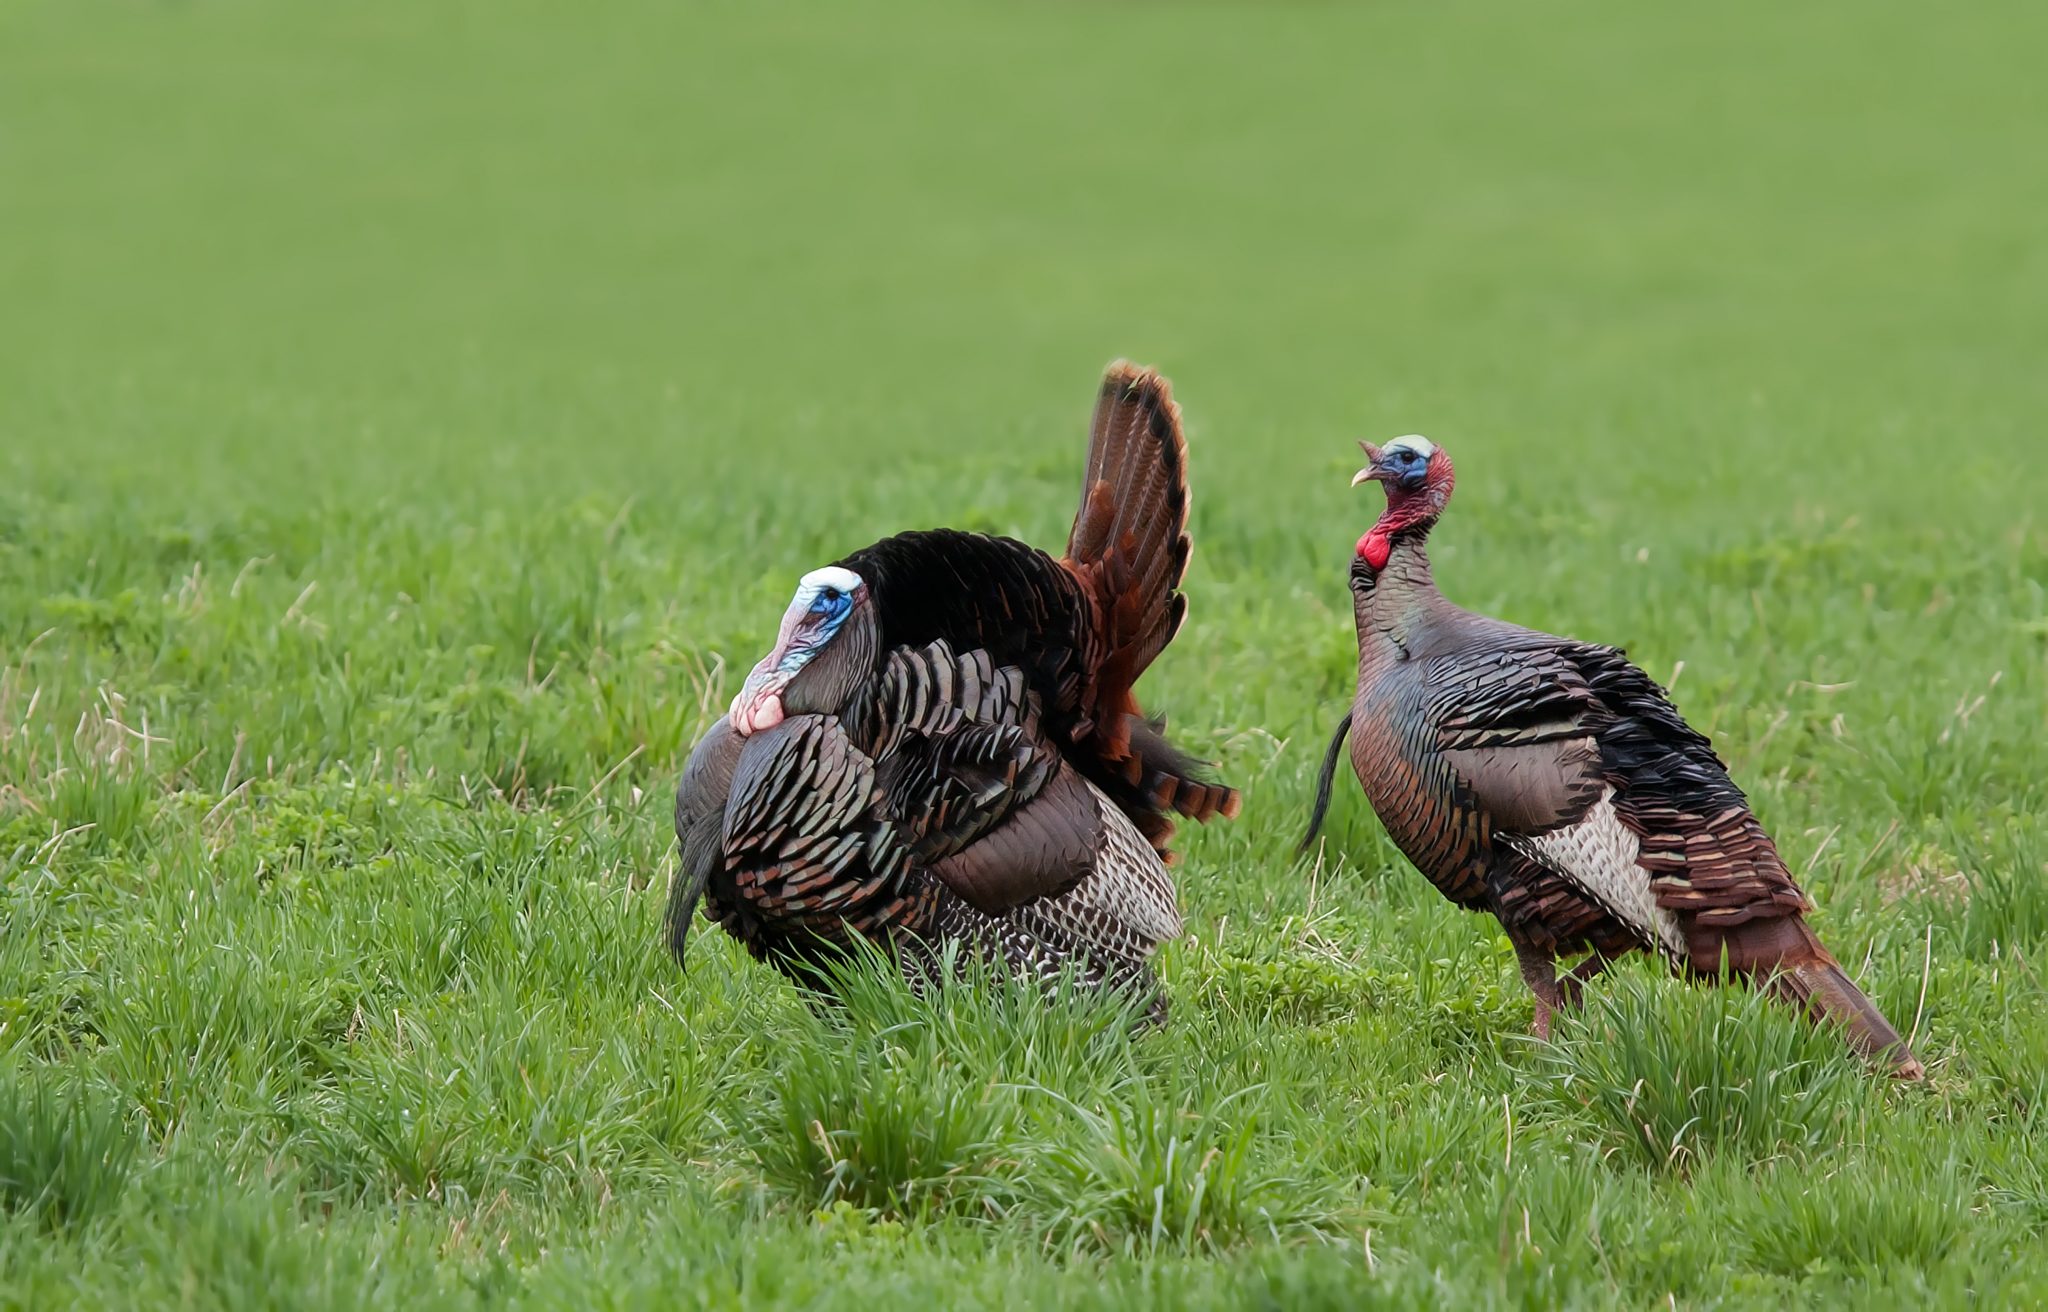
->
669, 363, 1238, 1016
1302, 435, 1923, 1077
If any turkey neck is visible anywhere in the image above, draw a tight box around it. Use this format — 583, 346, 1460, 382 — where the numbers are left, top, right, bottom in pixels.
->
787, 605, 882, 723
821, 609, 890, 746
828, 663, 888, 749
1352, 532, 1444, 673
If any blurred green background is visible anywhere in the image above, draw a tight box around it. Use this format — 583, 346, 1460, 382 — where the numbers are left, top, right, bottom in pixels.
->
3, 1, 2046, 1306
7, 0, 2041, 512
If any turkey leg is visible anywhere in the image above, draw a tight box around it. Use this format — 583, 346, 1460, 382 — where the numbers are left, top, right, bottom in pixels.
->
1556, 951, 1616, 1010
1513, 940, 1566, 1040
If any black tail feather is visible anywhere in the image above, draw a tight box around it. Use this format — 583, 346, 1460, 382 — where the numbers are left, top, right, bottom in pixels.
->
665, 858, 711, 967
1298, 711, 1354, 854
1123, 715, 1239, 821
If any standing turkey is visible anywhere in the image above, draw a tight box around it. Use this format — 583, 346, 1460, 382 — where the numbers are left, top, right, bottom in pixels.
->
669, 362, 1237, 1016
1302, 435, 1923, 1076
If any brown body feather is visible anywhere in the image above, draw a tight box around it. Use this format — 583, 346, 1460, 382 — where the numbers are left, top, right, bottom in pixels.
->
671, 363, 1235, 1015
1312, 442, 1921, 1076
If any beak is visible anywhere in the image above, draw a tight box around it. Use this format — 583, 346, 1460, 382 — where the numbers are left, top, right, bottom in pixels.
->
1352, 440, 1388, 488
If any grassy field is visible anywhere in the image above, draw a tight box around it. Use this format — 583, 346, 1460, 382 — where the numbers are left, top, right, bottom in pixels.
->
4, 0, 2047, 1305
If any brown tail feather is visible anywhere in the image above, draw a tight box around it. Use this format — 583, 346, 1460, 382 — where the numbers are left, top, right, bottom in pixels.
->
1067, 361, 1192, 688
1718, 917, 1924, 1078
1773, 956, 1924, 1079
1061, 363, 1233, 848
1127, 716, 1239, 826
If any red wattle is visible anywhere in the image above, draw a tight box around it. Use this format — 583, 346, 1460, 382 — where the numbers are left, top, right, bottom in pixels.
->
1358, 529, 1392, 570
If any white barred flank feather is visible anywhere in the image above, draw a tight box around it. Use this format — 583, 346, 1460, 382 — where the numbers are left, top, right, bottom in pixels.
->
1507, 788, 1687, 963
1074, 779, 1183, 947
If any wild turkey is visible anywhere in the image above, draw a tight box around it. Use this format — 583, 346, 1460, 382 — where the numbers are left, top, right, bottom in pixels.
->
1302, 435, 1923, 1077
669, 362, 1238, 1015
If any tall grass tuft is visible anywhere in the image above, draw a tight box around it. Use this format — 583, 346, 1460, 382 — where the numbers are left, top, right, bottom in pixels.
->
1027, 1079, 1342, 1255
44, 764, 157, 858
741, 945, 1350, 1250
1535, 967, 1871, 1173
1722, 1150, 1981, 1275
745, 946, 1026, 1222
0, 1064, 141, 1228
1945, 818, 2048, 958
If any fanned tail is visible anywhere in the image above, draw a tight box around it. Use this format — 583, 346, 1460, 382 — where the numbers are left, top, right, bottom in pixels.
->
1067, 361, 1192, 691
1062, 362, 1233, 842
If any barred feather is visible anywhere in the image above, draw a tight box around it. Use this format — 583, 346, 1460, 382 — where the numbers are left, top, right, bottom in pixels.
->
1330, 441, 1921, 1075
672, 363, 1235, 1018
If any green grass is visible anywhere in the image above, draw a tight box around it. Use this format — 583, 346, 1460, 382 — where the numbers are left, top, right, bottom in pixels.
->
3, 0, 2046, 1304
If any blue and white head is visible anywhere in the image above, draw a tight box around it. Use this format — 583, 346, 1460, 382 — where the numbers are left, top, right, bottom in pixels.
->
728, 566, 874, 735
